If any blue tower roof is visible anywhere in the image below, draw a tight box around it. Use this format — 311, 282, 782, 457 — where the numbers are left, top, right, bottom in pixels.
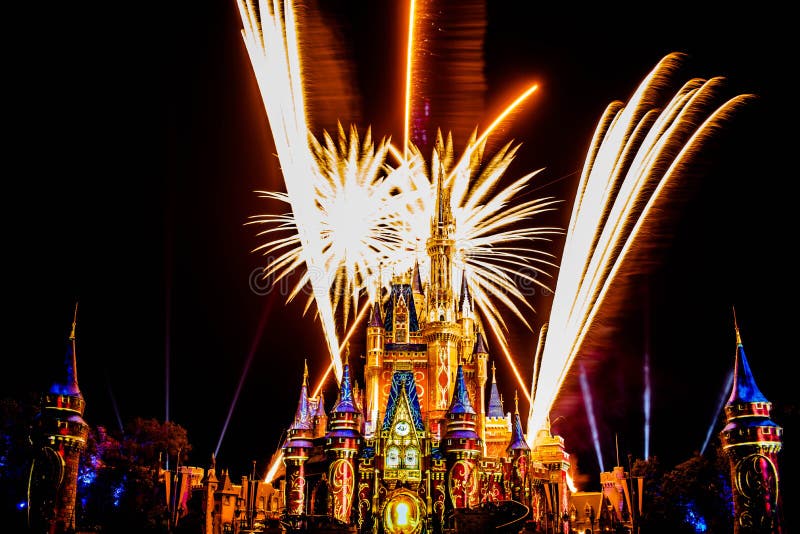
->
508, 393, 530, 451
383, 284, 420, 333
487, 362, 504, 418
315, 392, 327, 417
447, 364, 475, 415
727, 328, 768, 405
289, 361, 313, 430
368, 299, 383, 327
50, 311, 82, 397
332, 362, 359, 414
473, 331, 488, 355
382, 371, 425, 432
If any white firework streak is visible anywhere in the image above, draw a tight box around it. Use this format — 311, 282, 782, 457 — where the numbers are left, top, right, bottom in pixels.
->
526, 53, 754, 441
238, 0, 343, 380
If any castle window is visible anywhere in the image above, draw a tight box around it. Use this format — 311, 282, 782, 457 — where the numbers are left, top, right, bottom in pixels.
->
404, 447, 419, 468
386, 446, 401, 468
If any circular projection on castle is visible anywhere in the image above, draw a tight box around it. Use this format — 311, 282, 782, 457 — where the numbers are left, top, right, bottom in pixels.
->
383, 490, 423, 534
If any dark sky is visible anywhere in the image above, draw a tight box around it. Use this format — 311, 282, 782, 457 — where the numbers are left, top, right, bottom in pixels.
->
5, 0, 795, 501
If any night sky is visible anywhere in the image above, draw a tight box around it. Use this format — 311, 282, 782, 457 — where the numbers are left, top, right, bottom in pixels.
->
5, 0, 795, 503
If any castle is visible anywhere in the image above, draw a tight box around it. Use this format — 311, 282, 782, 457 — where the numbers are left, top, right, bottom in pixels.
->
268, 178, 574, 533
25, 182, 785, 534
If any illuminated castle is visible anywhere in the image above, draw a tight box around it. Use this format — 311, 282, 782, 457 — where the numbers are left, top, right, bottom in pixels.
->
273, 177, 572, 533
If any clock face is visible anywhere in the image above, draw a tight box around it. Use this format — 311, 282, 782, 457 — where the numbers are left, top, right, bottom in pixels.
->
395, 420, 410, 436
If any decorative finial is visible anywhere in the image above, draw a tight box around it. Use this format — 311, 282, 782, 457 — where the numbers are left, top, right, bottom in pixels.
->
514, 390, 519, 414
345, 343, 351, 365
733, 306, 742, 345
69, 301, 78, 340
378, 261, 383, 298
303, 359, 309, 384
491, 361, 496, 383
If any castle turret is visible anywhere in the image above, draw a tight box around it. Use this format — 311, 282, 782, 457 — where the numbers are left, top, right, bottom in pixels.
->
458, 269, 475, 358
472, 330, 489, 449
484, 361, 512, 458
427, 162, 456, 322
312, 392, 327, 438
720, 319, 783, 533
325, 357, 363, 524
412, 258, 426, 324
29, 306, 89, 534
444, 363, 481, 509
507, 392, 531, 504
201, 454, 219, 534
365, 298, 385, 435
424, 165, 461, 425
282, 361, 315, 517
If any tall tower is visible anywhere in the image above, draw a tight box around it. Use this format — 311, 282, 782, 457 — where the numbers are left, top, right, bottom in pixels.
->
720, 320, 783, 533
282, 361, 315, 521
364, 298, 385, 435
324, 358, 363, 524
29, 306, 89, 533
507, 392, 531, 504
484, 361, 512, 458
424, 164, 460, 424
443, 363, 482, 510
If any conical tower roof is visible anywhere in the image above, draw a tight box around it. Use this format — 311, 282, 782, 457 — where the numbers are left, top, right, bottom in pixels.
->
458, 269, 472, 313
50, 304, 82, 397
508, 392, 530, 451
289, 360, 313, 430
368, 299, 383, 327
331, 360, 359, 415
473, 331, 488, 356
487, 361, 504, 418
412, 259, 424, 294
727, 322, 768, 404
448, 363, 475, 415
315, 392, 327, 418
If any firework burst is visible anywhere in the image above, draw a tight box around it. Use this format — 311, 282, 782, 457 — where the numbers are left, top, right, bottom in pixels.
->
239, 0, 558, 388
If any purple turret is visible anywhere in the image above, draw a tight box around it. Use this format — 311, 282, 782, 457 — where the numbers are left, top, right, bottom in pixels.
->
507, 392, 531, 504
444, 363, 482, 510
487, 361, 505, 419
472, 331, 488, 358
720, 318, 783, 533
507, 392, 530, 452
282, 361, 315, 517
368, 300, 383, 327
324, 358, 362, 524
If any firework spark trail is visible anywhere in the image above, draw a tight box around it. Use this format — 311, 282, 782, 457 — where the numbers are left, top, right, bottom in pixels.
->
241, 2, 558, 398
238, 0, 343, 381
527, 53, 754, 440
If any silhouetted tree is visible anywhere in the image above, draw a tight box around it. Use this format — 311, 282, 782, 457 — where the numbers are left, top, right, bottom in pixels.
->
632, 444, 732, 534
77, 418, 192, 533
